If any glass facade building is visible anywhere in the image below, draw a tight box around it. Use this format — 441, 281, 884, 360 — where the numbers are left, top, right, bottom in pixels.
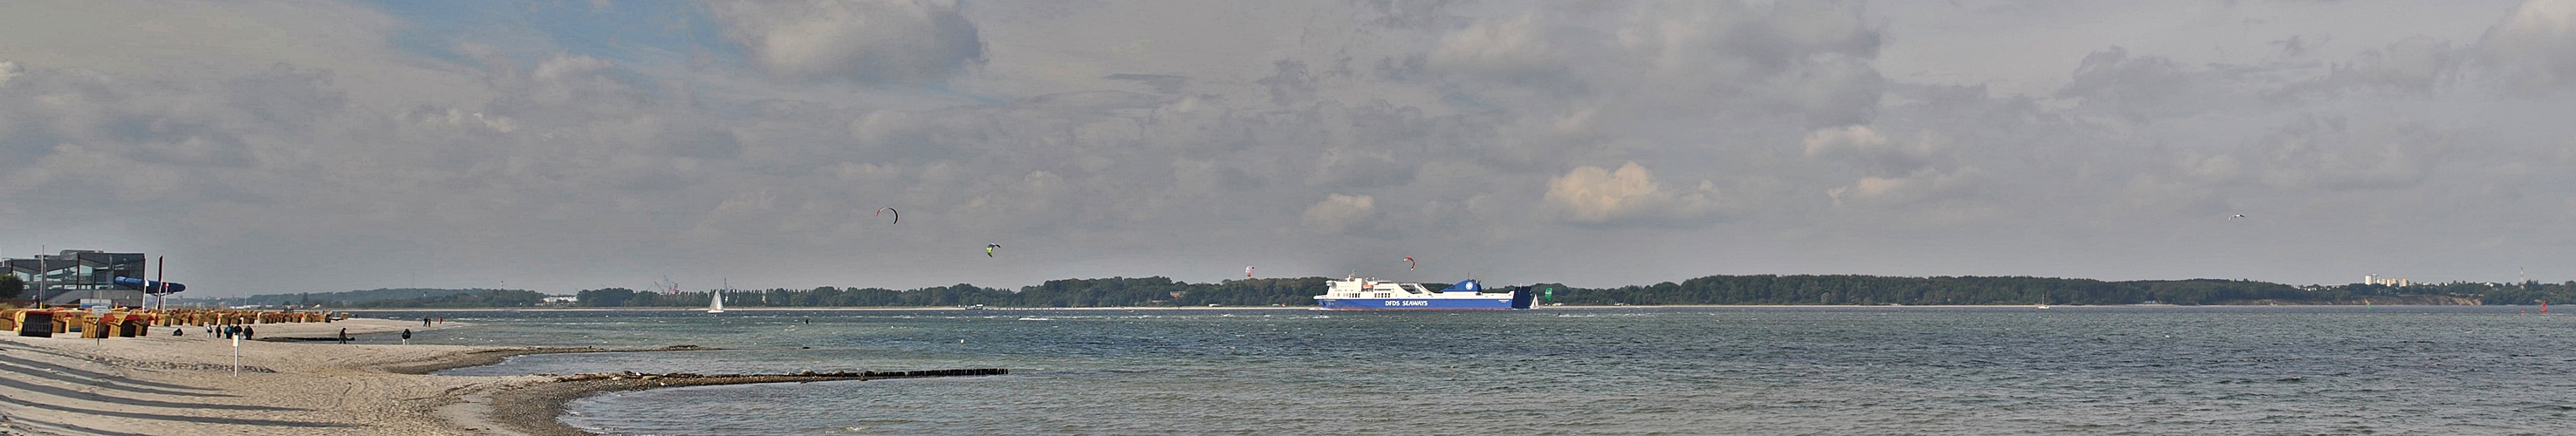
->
4, 249, 147, 302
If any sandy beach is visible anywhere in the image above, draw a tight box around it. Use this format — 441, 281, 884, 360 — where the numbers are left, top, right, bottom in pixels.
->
0, 317, 558, 435
0, 316, 1008, 435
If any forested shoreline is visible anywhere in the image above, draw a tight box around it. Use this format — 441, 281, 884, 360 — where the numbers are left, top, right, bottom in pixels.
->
250, 275, 2576, 309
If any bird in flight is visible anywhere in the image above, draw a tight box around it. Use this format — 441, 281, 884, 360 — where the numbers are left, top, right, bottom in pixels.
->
2229, 215, 2246, 220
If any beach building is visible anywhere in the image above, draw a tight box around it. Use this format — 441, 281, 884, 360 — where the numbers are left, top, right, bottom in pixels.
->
4, 249, 149, 306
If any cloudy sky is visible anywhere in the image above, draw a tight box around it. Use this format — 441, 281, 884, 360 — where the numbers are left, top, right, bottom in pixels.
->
5, 0, 2573, 296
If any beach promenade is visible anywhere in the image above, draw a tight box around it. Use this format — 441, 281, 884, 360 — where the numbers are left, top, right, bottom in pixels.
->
0, 317, 542, 435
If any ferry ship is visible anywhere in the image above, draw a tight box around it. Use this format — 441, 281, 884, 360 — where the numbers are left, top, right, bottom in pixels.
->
1313, 277, 1534, 310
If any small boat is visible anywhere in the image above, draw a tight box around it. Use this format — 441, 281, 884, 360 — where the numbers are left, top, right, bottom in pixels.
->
708, 288, 726, 314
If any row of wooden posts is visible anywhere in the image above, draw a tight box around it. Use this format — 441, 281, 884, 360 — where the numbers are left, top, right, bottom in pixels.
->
2, 308, 339, 339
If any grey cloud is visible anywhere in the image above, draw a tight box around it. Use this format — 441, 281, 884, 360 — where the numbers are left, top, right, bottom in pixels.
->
2249, 114, 2448, 191
1104, 73, 1188, 94
1418, 2, 1885, 127
2273, 35, 2323, 58
1354, 0, 1465, 31
707, 0, 984, 85
226, 64, 348, 132
1613, 1, 1883, 126
2326, 37, 2462, 95
16, 0, 2576, 293
1257, 60, 1319, 106
2057, 47, 2196, 121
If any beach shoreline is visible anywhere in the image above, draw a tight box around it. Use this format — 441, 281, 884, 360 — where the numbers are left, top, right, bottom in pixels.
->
0, 317, 690, 435
0, 317, 534, 434
0, 316, 1001, 435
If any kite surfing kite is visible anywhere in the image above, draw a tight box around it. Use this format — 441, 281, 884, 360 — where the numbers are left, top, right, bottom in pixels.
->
1403, 256, 1415, 271
878, 208, 899, 224
987, 243, 1002, 257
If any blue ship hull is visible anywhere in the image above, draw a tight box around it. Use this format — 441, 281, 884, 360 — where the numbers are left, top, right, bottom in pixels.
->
1317, 297, 1515, 310
1316, 294, 1532, 310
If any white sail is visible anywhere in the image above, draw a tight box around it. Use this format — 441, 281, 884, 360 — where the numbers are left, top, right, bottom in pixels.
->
708, 289, 726, 313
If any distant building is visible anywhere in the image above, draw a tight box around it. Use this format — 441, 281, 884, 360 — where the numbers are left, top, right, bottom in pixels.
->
2362, 275, 2412, 287
4, 250, 149, 306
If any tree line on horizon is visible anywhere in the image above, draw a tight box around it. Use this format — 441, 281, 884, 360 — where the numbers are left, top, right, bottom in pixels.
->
217, 275, 2576, 309
186, 288, 545, 309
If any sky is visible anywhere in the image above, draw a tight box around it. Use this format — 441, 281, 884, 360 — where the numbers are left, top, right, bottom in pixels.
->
4, 0, 2574, 296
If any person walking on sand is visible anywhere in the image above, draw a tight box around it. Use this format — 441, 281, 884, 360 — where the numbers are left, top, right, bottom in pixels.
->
423, 317, 431, 327
339, 328, 348, 344
243, 326, 255, 340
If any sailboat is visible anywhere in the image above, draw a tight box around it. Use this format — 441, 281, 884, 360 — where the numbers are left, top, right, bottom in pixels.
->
2036, 291, 2052, 310
708, 288, 726, 314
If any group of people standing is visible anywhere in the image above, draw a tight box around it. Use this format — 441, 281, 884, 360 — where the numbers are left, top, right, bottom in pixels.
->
206, 324, 255, 339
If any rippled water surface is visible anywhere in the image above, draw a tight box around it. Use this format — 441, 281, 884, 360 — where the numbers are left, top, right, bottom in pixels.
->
363, 307, 2576, 434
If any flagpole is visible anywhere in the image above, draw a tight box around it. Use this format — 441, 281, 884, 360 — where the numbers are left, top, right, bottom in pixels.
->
154, 256, 167, 310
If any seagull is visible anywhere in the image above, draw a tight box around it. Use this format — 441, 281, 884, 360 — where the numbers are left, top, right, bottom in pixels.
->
2229, 215, 2245, 220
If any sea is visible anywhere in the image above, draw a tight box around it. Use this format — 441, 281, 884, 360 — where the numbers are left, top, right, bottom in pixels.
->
352, 306, 2576, 435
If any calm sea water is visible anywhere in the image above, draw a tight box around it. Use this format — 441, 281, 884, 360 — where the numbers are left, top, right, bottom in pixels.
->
360, 307, 2576, 435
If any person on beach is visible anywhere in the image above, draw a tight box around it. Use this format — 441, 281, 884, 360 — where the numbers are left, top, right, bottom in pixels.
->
401, 329, 412, 344
423, 317, 431, 326
339, 328, 348, 344
243, 326, 255, 340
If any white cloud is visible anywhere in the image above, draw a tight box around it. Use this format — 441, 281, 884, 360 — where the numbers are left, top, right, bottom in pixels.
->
2477, 0, 2576, 90
1428, 13, 1565, 85
532, 53, 613, 82
1543, 162, 1722, 225
1302, 194, 1379, 235
1825, 167, 1987, 207
1802, 125, 1933, 176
